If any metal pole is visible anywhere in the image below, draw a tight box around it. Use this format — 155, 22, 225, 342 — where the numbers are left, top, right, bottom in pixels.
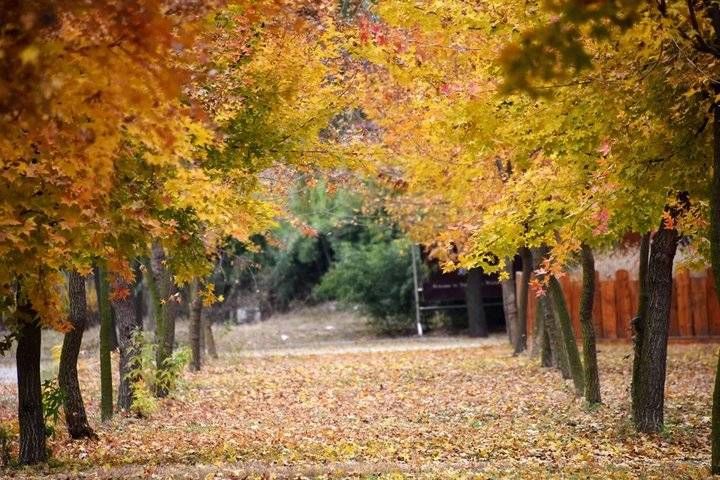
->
411, 244, 423, 336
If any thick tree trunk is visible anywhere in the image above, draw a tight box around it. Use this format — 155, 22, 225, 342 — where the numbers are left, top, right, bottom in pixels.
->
579, 244, 601, 405
465, 268, 488, 337
16, 305, 46, 465
189, 279, 203, 371
635, 223, 680, 432
111, 275, 140, 411
58, 271, 96, 439
150, 243, 175, 397
203, 315, 218, 360
631, 231, 651, 424
94, 264, 113, 421
711, 100, 720, 474
502, 258, 518, 345
514, 247, 532, 354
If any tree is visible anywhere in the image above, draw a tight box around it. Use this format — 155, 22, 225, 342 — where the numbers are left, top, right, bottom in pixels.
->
58, 271, 96, 439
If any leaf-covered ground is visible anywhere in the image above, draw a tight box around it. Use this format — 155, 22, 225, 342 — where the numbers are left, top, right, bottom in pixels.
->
0, 309, 716, 479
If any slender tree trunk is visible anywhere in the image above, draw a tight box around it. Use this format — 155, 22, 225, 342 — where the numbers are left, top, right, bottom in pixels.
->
548, 276, 584, 395
203, 315, 218, 360
543, 293, 568, 376
466, 268, 488, 337
635, 222, 681, 432
94, 264, 113, 421
632, 231, 651, 424
710, 99, 720, 474
58, 271, 96, 439
111, 274, 140, 411
16, 301, 46, 465
514, 247, 532, 354
502, 258, 518, 345
579, 244, 601, 405
537, 295, 553, 368
189, 279, 203, 371
150, 243, 175, 397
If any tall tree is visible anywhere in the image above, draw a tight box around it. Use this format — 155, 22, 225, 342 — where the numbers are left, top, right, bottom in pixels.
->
94, 264, 113, 421
58, 271, 96, 439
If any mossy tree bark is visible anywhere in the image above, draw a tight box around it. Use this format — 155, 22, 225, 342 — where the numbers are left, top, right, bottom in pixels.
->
58, 271, 96, 439
548, 277, 584, 394
579, 244, 601, 405
149, 242, 175, 397
94, 264, 113, 421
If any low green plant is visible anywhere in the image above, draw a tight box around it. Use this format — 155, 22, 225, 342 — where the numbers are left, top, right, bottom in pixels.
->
126, 331, 191, 417
41, 379, 65, 438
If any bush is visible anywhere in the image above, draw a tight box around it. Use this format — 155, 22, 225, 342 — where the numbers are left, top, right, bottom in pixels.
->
314, 238, 417, 334
127, 331, 190, 417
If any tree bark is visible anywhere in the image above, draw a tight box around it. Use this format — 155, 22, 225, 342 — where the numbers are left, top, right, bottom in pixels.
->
16, 303, 46, 465
514, 247, 532, 354
711, 98, 720, 474
635, 222, 681, 432
548, 275, 584, 395
189, 279, 203, 371
94, 264, 113, 421
631, 231, 651, 424
150, 242, 175, 397
579, 244, 601, 405
502, 258, 518, 345
537, 295, 553, 368
465, 268, 488, 337
58, 271, 96, 439
111, 274, 140, 412
203, 314, 218, 360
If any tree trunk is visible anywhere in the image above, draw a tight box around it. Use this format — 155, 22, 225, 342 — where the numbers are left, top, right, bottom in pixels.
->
502, 258, 518, 345
631, 231, 651, 423
711, 99, 720, 474
94, 264, 113, 421
111, 274, 140, 412
579, 244, 601, 405
635, 223, 680, 432
150, 242, 175, 397
203, 315, 218, 360
514, 247, 532, 354
465, 268, 488, 337
537, 295, 553, 368
189, 279, 203, 371
548, 276, 584, 396
58, 271, 96, 439
16, 304, 46, 465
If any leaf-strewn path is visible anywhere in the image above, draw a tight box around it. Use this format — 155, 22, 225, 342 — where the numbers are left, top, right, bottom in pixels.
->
1, 309, 716, 479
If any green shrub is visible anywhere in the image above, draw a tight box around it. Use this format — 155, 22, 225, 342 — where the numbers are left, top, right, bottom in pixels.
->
314, 238, 417, 334
41, 379, 65, 438
126, 331, 190, 417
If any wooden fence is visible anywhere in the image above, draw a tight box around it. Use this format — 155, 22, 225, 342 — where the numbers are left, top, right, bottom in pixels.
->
517, 268, 720, 340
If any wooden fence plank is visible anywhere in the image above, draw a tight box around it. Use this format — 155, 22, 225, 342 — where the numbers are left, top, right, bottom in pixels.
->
600, 280, 618, 339
615, 270, 632, 339
708, 268, 720, 336
676, 269, 692, 337
691, 275, 709, 337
